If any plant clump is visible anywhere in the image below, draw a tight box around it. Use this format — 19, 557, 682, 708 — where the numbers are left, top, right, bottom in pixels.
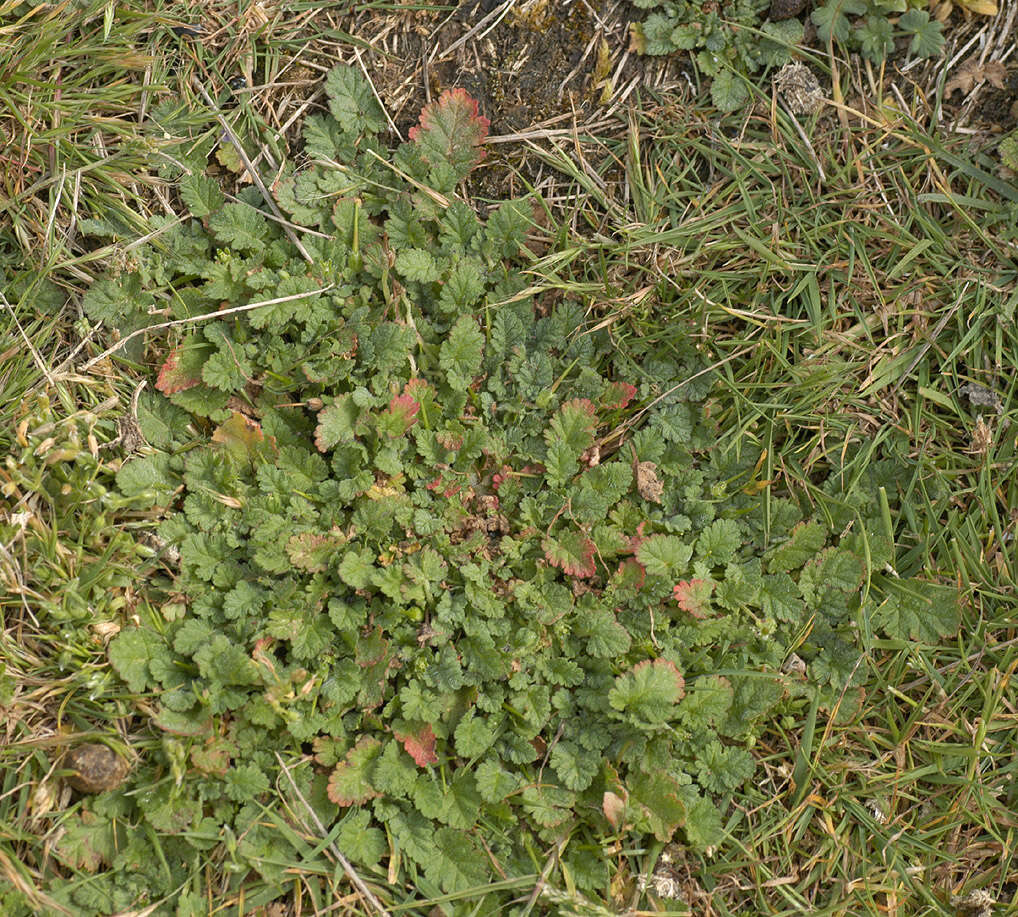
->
63, 66, 961, 913
629, 0, 944, 111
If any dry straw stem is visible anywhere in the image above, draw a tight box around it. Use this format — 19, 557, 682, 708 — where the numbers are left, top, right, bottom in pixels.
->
79, 285, 334, 373
188, 76, 313, 263
0, 292, 56, 388
275, 753, 391, 917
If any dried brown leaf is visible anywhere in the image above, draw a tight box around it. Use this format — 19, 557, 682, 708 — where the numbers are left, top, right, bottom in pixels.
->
946, 58, 1007, 96
635, 461, 663, 504
602, 790, 627, 829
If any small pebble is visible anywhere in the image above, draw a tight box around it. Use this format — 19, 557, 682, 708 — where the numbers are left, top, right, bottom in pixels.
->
65, 744, 131, 794
769, 0, 807, 20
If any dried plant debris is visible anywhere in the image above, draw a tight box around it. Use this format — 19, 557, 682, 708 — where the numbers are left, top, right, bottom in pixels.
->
638, 845, 688, 901
969, 415, 993, 455
774, 62, 824, 116
951, 889, 996, 917
959, 381, 1003, 413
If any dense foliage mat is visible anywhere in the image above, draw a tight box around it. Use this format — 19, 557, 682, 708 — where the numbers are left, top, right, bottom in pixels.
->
38, 66, 961, 914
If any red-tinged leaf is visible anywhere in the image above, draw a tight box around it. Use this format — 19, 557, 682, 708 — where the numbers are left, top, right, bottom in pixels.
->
553, 398, 599, 444
602, 790, 627, 829
409, 88, 489, 178
543, 530, 597, 578
312, 735, 346, 767
384, 392, 421, 435
610, 658, 686, 725
625, 521, 648, 554
404, 377, 431, 400
286, 529, 348, 573
394, 723, 438, 767
673, 578, 715, 618
381, 380, 429, 437
156, 346, 202, 395
435, 430, 464, 451
615, 557, 646, 590
212, 412, 274, 462
573, 397, 598, 413
491, 465, 510, 491
602, 381, 637, 410
327, 736, 382, 806
636, 657, 686, 700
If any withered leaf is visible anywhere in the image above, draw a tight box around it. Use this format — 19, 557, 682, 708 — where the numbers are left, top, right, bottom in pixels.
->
945, 59, 1007, 96
635, 461, 664, 504
602, 790, 627, 829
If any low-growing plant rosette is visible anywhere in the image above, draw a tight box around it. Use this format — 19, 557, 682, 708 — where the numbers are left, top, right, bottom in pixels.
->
67, 65, 960, 912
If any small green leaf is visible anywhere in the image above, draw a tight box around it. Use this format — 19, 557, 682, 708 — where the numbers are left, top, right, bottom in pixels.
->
315, 395, 360, 452
551, 741, 600, 791
999, 133, 1018, 171
609, 658, 685, 724
677, 674, 734, 729
759, 573, 803, 622
374, 742, 418, 797
765, 521, 826, 574
179, 172, 225, 218
580, 608, 632, 657
136, 391, 191, 448
201, 348, 251, 393
696, 518, 741, 567
798, 547, 864, 604
812, 0, 864, 44
474, 759, 520, 802
324, 64, 386, 134
547, 398, 598, 454
872, 581, 960, 642
628, 770, 688, 842
108, 628, 166, 693
438, 258, 485, 315
521, 784, 575, 828
208, 203, 267, 253
224, 763, 269, 802
116, 453, 177, 504
856, 15, 895, 62
710, 69, 749, 113
454, 711, 499, 759
335, 810, 386, 867
899, 9, 944, 58
426, 828, 490, 892
395, 248, 441, 283
327, 737, 383, 806
636, 535, 692, 578
695, 740, 754, 793
439, 315, 484, 390
81, 274, 153, 325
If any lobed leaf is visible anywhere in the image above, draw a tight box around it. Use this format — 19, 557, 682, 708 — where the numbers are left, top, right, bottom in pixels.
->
409, 88, 489, 181
328, 737, 383, 806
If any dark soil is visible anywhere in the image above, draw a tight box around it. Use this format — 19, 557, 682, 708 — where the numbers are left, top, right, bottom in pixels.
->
337, 0, 646, 200
432, 0, 607, 135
